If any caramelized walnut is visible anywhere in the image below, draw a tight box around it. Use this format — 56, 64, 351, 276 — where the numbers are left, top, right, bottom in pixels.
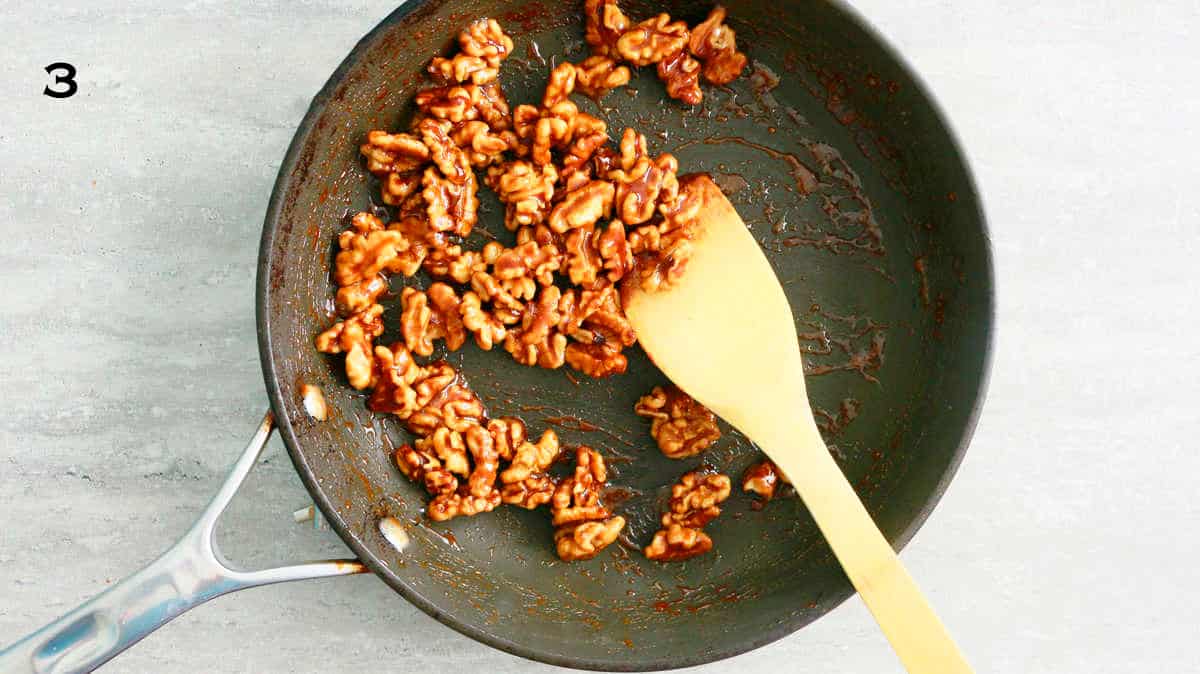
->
459, 18, 514, 65
400, 284, 467, 357
315, 303, 385, 390
657, 50, 702, 105
422, 166, 479, 236
464, 424, 501, 498
542, 61, 577, 108
415, 425, 471, 477
471, 270, 536, 324
634, 385, 721, 458
625, 173, 708, 292
561, 281, 636, 347
615, 14, 689, 67
422, 245, 486, 284
515, 222, 563, 251
518, 285, 565, 346
609, 149, 680, 225
366, 342, 425, 417
584, 0, 630, 58
501, 475, 557, 509
488, 160, 557, 230
563, 225, 604, 286
527, 100, 579, 166
595, 220, 633, 281
471, 83, 513, 130
419, 116, 472, 178
451, 120, 512, 168
486, 416, 526, 461
742, 460, 789, 501
565, 342, 628, 378
360, 131, 430, 176
504, 313, 568, 369
428, 53, 497, 85
573, 55, 631, 99
498, 429, 560, 509
662, 471, 731, 528
555, 516, 626, 561
659, 171, 707, 227
394, 444, 458, 496
550, 446, 610, 527
423, 466, 459, 496
381, 170, 424, 206
407, 381, 486, 436
688, 6, 748, 85
500, 429, 560, 483
425, 17, 512, 86
492, 240, 561, 286
547, 179, 615, 233
415, 85, 479, 124
644, 523, 712, 561
334, 212, 422, 295
336, 274, 388, 318
643, 470, 729, 561
427, 488, 501, 521
561, 130, 609, 175
460, 291, 508, 350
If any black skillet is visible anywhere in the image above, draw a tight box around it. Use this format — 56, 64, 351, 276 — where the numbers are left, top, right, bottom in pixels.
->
0, 1, 992, 671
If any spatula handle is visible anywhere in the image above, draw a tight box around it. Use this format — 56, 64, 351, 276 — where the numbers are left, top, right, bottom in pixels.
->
766, 417, 973, 674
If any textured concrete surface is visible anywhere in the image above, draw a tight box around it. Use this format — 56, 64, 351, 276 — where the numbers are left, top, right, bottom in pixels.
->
2, 1, 1198, 672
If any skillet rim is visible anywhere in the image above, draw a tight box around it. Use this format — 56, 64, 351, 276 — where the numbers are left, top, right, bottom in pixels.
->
255, 0, 995, 669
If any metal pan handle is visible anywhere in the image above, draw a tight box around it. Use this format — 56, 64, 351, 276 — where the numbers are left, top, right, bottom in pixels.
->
0, 412, 366, 674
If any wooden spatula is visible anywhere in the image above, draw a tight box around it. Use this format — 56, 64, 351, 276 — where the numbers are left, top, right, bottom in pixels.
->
623, 175, 973, 673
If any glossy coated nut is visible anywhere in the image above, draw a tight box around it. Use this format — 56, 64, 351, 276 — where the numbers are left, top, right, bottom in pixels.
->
555, 516, 626, 561
542, 61, 577, 108
547, 180, 614, 233
360, 131, 430, 175
644, 524, 712, 561
488, 160, 558, 230
634, 385, 721, 458
573, 55, 631, 98
615, 14, 689, 67
427, 489, 501, 521
584, 0, 629, 57
501, 475, 557, 509
500, 429, 561, 483
663, 471, 731, 528
365, 342, 423, 417
565, 342, 628, 378
742, 459, 787, 500
460, 291, 508, 350
400, 285, 467, 357
421, 166, 479, 236
688, 6, 748, 85
428, 54, 498, 85
486, 416, 526, 461
415, 426, 470, 476
459, 18, 514, 64
314, 303, 385, 390
657, 50, 702, 105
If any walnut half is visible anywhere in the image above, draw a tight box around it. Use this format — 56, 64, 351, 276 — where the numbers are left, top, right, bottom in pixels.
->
550, 446, 626, 560
644, 470, 730, 562
634, 385, 721, 458
742, 459, 790, 501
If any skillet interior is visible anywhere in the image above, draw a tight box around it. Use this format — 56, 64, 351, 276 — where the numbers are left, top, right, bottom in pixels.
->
257, 0, 992, 669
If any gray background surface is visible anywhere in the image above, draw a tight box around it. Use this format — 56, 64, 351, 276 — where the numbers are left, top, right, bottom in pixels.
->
2, 1, 1197, 672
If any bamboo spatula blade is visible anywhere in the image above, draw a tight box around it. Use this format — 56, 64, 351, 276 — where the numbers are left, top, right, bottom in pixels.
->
623, 175, 973, 674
